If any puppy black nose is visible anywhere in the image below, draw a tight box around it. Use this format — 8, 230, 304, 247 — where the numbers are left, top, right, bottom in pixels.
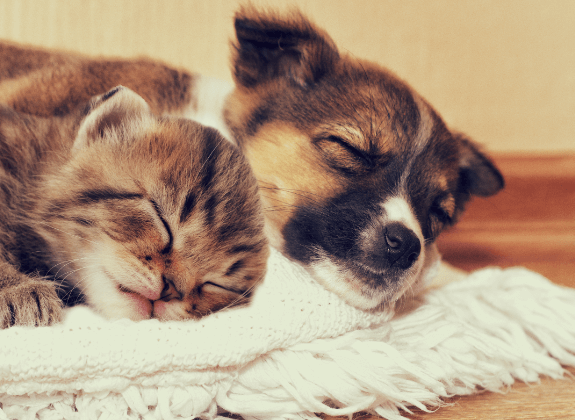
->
361, 222, 421, 272
384, 223, 421, 269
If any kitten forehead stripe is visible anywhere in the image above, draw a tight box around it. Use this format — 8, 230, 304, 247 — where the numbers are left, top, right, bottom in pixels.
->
180, 190, 197, 223
151, 199, 173, 254
77, 188, 143, 204
200, 159, 217, 192
204, 195, 218, 226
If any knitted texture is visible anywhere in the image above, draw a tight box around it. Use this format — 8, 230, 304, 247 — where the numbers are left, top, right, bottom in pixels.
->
0, 248, 574, 420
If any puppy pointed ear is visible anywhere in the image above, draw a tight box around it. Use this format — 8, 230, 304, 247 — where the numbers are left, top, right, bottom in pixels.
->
232, 7, 340, 88
74, 86, 151, 150
455, 133, 505, 198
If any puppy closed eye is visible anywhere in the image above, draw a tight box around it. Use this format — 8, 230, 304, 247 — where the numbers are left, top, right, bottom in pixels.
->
315, 135, 379, 174
428, 196, 455, 236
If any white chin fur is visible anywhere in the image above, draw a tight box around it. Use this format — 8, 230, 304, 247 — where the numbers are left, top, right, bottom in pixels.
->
77, 266, 151, 321
308, 246, 441, 310
305, 196, 432, 310
306, 243, 432, 311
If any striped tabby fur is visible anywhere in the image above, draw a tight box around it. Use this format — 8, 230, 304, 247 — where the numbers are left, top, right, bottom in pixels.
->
0, 86, 267, 328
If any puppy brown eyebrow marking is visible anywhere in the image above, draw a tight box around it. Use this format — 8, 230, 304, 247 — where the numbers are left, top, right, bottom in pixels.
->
77, 188, 143, 204
180, 190, 197, 223
246, 105, 272, 136
437, 194, 456, 218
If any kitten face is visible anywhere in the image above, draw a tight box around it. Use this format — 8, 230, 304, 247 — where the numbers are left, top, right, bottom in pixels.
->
37, 87, 268, 320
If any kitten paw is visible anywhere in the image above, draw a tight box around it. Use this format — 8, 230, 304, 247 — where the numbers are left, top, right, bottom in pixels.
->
0, 281, 63, 328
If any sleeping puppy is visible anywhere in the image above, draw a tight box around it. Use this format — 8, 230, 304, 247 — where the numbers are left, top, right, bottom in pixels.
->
222, 7, 504, 309
0, 7, 503, 311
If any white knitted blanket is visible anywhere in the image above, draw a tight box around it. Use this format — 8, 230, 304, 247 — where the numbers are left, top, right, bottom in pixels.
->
1, 248, 574, 420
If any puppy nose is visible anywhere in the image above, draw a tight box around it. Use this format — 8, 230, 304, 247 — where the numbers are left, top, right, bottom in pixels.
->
384, 223, 421, 269
361, 222, 421, 272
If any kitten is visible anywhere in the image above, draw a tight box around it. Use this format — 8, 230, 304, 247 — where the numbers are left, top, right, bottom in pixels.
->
0, 86, 268, 328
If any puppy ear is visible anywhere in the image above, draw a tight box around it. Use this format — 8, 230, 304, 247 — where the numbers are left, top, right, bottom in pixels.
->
455, 133, 505, 198
232, 6, 340, 88
74, 86, 151, 151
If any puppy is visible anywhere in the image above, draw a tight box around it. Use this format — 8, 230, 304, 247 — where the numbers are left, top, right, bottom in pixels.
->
221, 8, 503, 309
0, 7, 503, 311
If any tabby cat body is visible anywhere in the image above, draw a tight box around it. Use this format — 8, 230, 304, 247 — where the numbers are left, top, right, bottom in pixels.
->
0, 86, 268, 328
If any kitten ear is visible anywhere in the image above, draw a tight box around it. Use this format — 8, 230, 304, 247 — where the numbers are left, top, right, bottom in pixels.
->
232, 7, 340, 88
74, 86, 151, 150
454, 132, 505, 198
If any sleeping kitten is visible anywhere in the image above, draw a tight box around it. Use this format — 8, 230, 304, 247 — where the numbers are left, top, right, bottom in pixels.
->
0, 86, 268, 328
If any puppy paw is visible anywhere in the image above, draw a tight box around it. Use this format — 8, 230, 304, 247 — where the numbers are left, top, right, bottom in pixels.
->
0, 280, 63, 328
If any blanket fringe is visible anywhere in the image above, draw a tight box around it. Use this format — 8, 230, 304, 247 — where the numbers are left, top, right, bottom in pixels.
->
0, 385, 219, 420
216, 268, 575, 419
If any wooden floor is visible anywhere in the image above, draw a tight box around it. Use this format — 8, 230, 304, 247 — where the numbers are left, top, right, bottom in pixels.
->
326, 154, 575, 420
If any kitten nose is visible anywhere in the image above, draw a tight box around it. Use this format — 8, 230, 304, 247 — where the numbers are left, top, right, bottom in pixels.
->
160, 276, 182, 301
384, 224, 421, 269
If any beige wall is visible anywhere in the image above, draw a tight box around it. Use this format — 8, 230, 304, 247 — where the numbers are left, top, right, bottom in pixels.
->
1, 0, 574, 153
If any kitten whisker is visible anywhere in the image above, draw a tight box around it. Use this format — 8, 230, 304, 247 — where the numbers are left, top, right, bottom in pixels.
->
218, 278, 263, 313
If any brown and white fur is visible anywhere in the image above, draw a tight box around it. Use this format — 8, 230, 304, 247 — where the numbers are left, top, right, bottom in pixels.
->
0, 6, 503, 312
0, 86, 267, 327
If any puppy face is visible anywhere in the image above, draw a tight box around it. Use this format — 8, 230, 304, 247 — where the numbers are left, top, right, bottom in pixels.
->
224, 8, 504, 309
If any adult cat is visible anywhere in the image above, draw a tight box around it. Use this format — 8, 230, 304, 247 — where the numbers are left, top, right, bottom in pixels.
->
0, 86, 268, 328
